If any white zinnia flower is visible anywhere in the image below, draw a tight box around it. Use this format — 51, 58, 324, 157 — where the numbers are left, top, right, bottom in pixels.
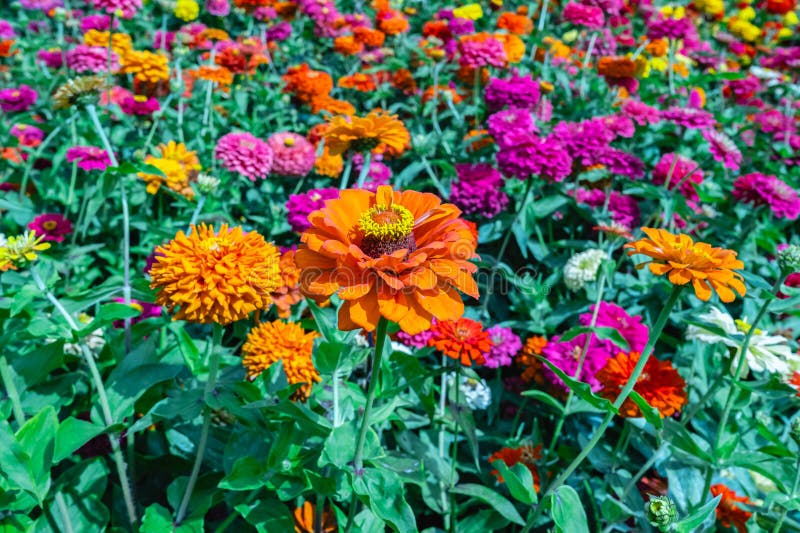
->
449, 374, 492, 410
686, 307, 796, 375
563, 249, 606, 291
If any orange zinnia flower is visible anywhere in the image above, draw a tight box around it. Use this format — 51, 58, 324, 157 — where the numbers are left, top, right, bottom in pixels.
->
488, 445, 542, 491
271, 249, 303, 319
353, 27, 386, 48
189, 65, 233, 91
120, 49, 169, 84
242, 320, 319, 401
314, 145, 344, 177
497, 12, 533, 34
309, 96, 356, 116
710, 484, 753, 533
597, 56, 637, 78
293, 501, 337, 533
296, 185, 479, 334
322, 111, 410, 156
338, 73, 377, 92
625, 227, 746, 302
597, 351, 687, 418
429, 318, 492, 366
517, 335, 548, 384
283, 64, 334, 103
149, 224, 282, 324
333, 35, 363, 56
0, 40, 16, 58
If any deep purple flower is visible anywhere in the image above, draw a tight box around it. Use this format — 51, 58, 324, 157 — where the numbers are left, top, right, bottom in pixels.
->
484, 72, 540, 111
0, 85, 37, 112
496, 133, 573, 182
28, 213, 73, 243
265, 22, 292, 42
487, 108, 538, 148
38, 48, 64, 69
450, 163, 509, 218
286, 188, 339, 233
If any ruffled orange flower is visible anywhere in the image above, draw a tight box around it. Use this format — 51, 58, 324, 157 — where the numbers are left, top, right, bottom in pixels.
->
429, 318, 491, 366
497, 12, 533, 34
242, 320, 319, 401
120, 50, 169, 83
391, 68, 416, 94
597, 351, 687, 418
338, 73, 377, 92
314, 146, 344, 178
625, 227, 746, 302
0, 40, 16, 58
309, 96, 356, 116
138, 141, 201, 199
496, 33, 525, 63
377, 9, 409, 34
271, 249, 303, 319
353, 27, 386, 48
149, 224, 281, 324
322, 111, 410, 156
189, 65, 234, 89
293, 501, 337, 533
283, 64, 333, 103
333, 35, 363, 56
488, 445, 542, 491
710, 484, 753, 533
296, 185, 479, 334
597, 56, 637, 78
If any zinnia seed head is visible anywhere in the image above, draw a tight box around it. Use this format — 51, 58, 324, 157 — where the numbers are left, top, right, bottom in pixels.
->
778, 244, 800, 275
358, 204, 416, 258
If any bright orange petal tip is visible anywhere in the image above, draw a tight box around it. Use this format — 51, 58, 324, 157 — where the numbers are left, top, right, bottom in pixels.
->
625, 227, 746, 303
296, 186, 479, 334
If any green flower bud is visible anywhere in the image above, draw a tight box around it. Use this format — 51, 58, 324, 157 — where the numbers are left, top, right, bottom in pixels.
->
790, 418, 800, 448
778, 245, 800, 275
645, 495, 677, 532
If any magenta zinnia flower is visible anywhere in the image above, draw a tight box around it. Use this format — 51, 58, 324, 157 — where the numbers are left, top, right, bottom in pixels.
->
459, 35, 506, 68
702, 130, 742, 171
579, 302, 648, 353
285, 187, 339, 233
80, 14, 116, 33
266, 132, 316, 177
0, 85, 37, 112
497, 133, 573, 182
28, 214, 73, 243
450, 163, 509, 219
38, 49, 64, 69
620, 99, 661, 126
484, 72, 540, 111
563, 2, 605, 29
660, 107, 716, 130
92, 0, 142, 18
352, 153, 391, 191
66, 45, 119, 74
112, 298, 162, 326
66, 146, 113, 172
10, 124, 44, 144
484, 326, 522, 368
119, 94, 160, 116
396, 320, 436, 348
733, 173, 800, 220
214, 132, 274, 181
487, 108, 538, 148
206, 0, 231, 16
652, 153, 703, 201
541, 334, 613, 392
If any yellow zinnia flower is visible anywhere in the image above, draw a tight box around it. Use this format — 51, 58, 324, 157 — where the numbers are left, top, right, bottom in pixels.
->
322, 111, 410, 156
453, 3, 483, 20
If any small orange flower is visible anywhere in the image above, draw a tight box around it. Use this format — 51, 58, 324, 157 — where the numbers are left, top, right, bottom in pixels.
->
710, 484, 753, 533
517, 336, 548, 383
271, 249, 303, 319
391, 68, 416, 94
377, 10, 409, 35
120, 50, 170, 84
296, 185, 479, 334
625, 227, 746, 302
314, 145, 344, 177
597, 56, 637, 78
488, 445, 542, 491
597, 351, 687, 418
0, 40, 16, 58
293, 501, 337, 533
464, 129, 493, 152
309, 95, 356, 116
149, 224, 282, 324
429, 318, 491, 366
421, 85, 463, 106
338, 72, 377, 92
283, 64, 334, 103
646, 39, 669, 57
333, 35, 363, 56
322, 111, 410, 156
496, 33, 525, 63
497, 12, 533, 34
353, 26, 386, 48
189, 65, 234, 88
242, 320, 319, 401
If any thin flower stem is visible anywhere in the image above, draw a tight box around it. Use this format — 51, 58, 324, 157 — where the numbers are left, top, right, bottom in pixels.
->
448, 366, 461, 533
439, 354, 448, 459
85, 104, 132, 353
579, 33, 598, 98
175, 323, 223, 526
0, 356, 25, 429
354, 151, 372, 189
772, 454, 800, 533
344, 317, 389, 533
332, 369, 340, 427
339, 156, 353, 190
188, 195, 206, 228
19, 116, 75, 202
524, 286, 683, 531
30, 268, 138, 525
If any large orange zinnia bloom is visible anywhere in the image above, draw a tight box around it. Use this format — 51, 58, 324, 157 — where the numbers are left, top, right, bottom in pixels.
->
149, 224, 281, 324
428, 318, 491, 366
710, 484, 753, 533
625, 227, 746, 302
322, 111, 410, 156
296, 185, 478, 334
597, 351, 687, 418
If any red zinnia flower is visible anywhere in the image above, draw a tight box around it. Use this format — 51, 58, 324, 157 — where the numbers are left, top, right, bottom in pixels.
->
488, 445, 542, 491
428, 318, 492, 366
710, 484, 753, 533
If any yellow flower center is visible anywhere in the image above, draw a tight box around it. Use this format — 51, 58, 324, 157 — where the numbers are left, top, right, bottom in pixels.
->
284, 137, 296, 147
134, 94, 148, 102
130, 302, 143, 313
735, 319, 762, 335
359, 204, 414, 241
42, 220, 58, 230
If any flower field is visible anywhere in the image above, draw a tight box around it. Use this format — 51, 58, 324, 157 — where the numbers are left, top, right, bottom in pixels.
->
1, 0, 800, 530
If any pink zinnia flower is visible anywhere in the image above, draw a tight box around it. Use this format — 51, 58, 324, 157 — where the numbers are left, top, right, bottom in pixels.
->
92, 0, 142, 18
285, 187, 339, 233
38, 48, 64, 69
112, 298, 162, 327
119, 94, 160, 116
450, 163, 509, 218
702, 130, 742, 171
497, 133, 573, 182
541, 334, 613, 392
660, 107, 716, 130
396, 320, 436, 348
10, 124, 44, 144
484, 326, 522, 368
580, 302, 648, 353
620, 99, 660, 126
733, 173, 800, 220
265, 132, 316, 177
459, 35, 506, 68
80, 14, 116, 33
214, 132, 273, 181
652, 153, 703, 201
28, 214, 73, 243
66, 146, 113, 171
563, 2, 605, 29
487, 108, 538, 148
0, 85, 37, 112
352, 153, 392, 191
206, 0, 231, 16
66, 45, 119, 74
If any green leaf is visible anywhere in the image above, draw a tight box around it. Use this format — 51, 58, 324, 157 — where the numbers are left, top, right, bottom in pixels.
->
353, 468, 418, 532
491, 461, 536, 505
75, 303, 140, 337
141, 503, 202, 533
236, 498, 295, 533
540, 359, 618, 414
219, 457, 268, 491
550, 485, 590, 533
558, 326, 630, 351
673, 495, 721, 533
320, 420, 382, 468
54, 417, 106, 463
628, 391, 663, 430
520, 389, 565, 413
451, 483, 525, 526
16, 406, 58, 502
450, 403, 480, 469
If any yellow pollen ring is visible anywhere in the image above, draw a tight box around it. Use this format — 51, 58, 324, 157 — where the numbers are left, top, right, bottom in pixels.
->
284, 137, 296, 147
359, 204, 414, 241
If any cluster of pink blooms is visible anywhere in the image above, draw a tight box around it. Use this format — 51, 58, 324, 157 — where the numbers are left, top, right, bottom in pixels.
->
563, 2, 605, 29
66, 45, 118, 74
733, 173, 800, 220
651, 153, 704, 201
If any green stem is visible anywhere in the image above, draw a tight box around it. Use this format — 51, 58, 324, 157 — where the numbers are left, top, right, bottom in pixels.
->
524, 286, 683, 531
354, 151, 372, 190
449, 367, 461, 533
494, 178, 536, 267
0, 356, 25, 429
773, 455, 800, 533
54, 492, 75, 533
175, 323, 223, 526
344, 318, 389, 533
212, 488, 262, 533
30, 268, 138, 525
339, 156, 353, 190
